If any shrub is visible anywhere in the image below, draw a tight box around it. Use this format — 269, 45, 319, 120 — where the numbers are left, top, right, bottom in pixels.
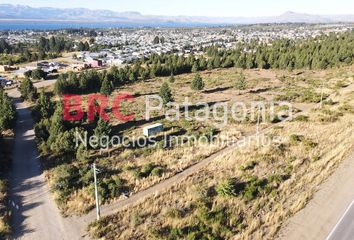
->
166, 208, 183, 219
318, 109, 343, 122
131, 213, 143, 227
98, 177, 124, 200
19, 78, 37, 101
289, 134, 305, 144
303, 139, 318, 151
216, 178, 237, 197
323, 99, 336, 106
339, 104, 354, 114
275, 88, 324, 103
335, 80, 348, 89
132, 163, 164, 179
151, 167, 164, 177
243, 177, 265, 201
51, 164, 78, 204
293, 115, 309, 122
239, 161, 257, 171
141, 163, 155, 177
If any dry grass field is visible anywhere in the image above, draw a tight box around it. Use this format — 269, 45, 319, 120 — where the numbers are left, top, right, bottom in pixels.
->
82, 65, 354, 239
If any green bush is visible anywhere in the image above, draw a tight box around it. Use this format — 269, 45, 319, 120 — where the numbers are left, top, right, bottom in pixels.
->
166, 208, 183, 219
293, 115, 309, 122
216, 178, 237, 197
51, 164, 79, 204
151, 167, 164, 177
132, 163, 164, 179
289, 134, 305, 144
98, 177, 124, 200
239, 161, 257, 171
243, 177, 265, 201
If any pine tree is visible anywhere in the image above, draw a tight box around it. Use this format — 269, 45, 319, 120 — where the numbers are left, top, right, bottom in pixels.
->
234, 72, 247, 92
100, 77, 114, 96
19, 78, 37, 101
159, 82, 173, 105
93, 118, 112, 149
191, 73, 204, 91
36, 90, 54, 119
0, 88, 16, 132
94, 118, 112, 140
76, 144, 89, 162
192, 62, 199, 73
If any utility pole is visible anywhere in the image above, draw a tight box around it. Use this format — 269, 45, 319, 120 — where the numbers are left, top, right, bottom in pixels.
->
93, 163, 100, 221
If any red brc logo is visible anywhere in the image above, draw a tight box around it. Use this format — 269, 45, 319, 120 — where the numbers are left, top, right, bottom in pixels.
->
63, 93, 135, 122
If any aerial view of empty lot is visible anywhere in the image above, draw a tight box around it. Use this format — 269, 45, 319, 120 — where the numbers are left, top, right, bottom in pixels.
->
1, 1, 354, 240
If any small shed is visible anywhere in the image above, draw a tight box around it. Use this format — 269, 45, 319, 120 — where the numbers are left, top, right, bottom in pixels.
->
90, 59, 103, 68
143, 123, 163, 137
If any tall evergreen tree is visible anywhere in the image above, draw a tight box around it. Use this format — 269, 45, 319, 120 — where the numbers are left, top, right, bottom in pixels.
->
0, 88, 16, 132
19, 78, 37, 101
94, 118, 112, 148
234, 72, 247, 92
159, 82, 173, 105
36, 90, 54, 119
100, 77, 114, 96
191, 73, 204, 91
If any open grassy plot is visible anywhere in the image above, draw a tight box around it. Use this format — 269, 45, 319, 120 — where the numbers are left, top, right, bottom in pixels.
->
80, 64, 354, 239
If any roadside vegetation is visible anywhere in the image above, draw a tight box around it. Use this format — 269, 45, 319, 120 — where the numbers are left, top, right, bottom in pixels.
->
0, 87, 16, 239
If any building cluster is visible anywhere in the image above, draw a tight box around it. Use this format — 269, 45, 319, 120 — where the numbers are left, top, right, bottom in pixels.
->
79, 24, 354, 66
0, 23, 353, 77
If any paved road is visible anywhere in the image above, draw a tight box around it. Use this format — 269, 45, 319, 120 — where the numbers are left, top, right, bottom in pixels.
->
277, 83, 354, 240
276, 151, 354, 240
327, 200, 354, 240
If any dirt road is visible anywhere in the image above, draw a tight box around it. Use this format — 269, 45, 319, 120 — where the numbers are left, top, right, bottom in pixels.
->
7, 84, 87, 240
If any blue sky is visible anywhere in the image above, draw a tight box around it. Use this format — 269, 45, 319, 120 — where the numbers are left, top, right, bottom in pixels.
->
1, 0, 354, 17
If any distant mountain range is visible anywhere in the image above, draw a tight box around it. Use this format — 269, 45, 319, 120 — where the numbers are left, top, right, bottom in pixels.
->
0, 4, 354, 25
